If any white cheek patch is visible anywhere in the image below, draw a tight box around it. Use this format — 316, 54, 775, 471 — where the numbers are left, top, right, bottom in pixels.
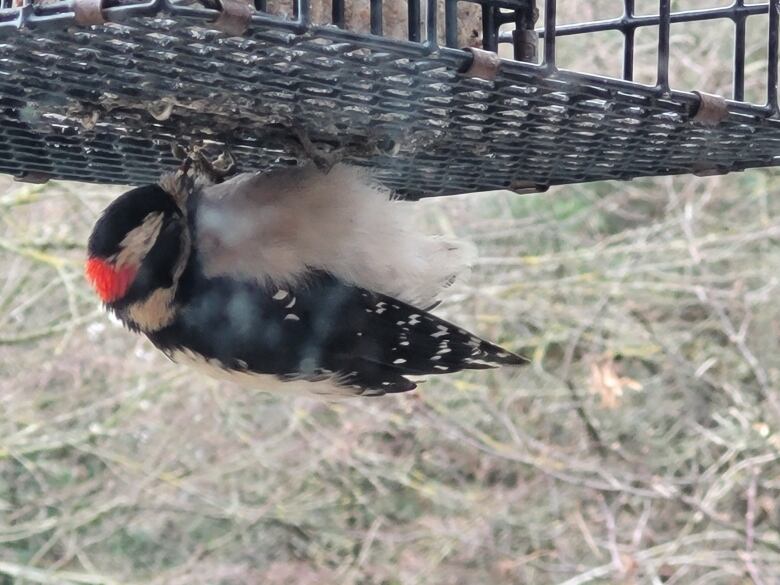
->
114, 212, 164, 268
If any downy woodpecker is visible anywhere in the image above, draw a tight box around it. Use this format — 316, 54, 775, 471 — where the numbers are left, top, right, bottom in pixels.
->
86, 164, 523, 396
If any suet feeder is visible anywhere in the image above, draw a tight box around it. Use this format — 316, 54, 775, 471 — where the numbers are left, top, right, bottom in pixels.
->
0, 0, 778, 198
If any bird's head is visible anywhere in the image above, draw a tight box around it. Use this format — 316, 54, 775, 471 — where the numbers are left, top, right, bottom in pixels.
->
86, 183, 190, 331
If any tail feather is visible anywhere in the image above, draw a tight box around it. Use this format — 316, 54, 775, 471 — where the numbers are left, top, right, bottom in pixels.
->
351, 290, 526, 378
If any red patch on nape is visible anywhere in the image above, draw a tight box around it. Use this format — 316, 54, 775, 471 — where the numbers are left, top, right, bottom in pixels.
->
85, 257, 136, 303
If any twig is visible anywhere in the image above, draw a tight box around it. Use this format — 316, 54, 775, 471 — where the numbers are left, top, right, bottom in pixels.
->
559, 296, 610, 455
0, 560, 125, 585
740, 467, 766, 585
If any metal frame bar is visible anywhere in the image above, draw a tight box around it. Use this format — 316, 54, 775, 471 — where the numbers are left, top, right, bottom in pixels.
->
2, 0, 775, 118
516, 1, 778, 114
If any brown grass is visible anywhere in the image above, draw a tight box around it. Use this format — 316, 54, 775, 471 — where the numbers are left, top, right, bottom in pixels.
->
2, 3, 780, 584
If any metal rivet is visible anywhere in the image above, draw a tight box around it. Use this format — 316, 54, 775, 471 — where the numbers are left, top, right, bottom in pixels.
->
510, 181, 548, 195
460, 47, 501, 80
512, 29, 538, 62
73, 0, 105, 26
692, 162, 741, 177
213, 0, 252, 37
693, 168, 723, 177
691, 91, 728, 126
15, 171, 51, 184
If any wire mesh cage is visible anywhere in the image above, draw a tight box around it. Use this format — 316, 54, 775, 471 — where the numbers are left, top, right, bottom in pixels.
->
0, 0, 778, 197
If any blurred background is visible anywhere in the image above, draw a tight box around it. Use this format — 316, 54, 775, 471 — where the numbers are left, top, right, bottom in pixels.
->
3, 1, 780, 584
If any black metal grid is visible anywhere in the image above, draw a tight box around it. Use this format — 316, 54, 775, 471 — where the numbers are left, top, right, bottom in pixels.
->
0, 0, 779, 198
520, 1, 780, 110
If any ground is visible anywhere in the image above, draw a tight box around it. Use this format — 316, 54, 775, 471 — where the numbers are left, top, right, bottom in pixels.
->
2, 165, 780, 584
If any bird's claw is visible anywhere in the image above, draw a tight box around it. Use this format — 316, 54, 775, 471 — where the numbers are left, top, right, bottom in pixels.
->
210, 148, 237, 178
292, 125, 341, 173
171, 143, 237, 185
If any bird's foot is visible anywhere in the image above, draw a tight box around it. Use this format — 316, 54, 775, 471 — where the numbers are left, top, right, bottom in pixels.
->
291, 125, 342, 173
202, 148, 237, 182
171, 143, 237, 185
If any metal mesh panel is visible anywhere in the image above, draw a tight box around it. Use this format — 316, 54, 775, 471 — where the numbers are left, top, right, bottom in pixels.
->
523, 1, 779, 106
0, 0, 778, 197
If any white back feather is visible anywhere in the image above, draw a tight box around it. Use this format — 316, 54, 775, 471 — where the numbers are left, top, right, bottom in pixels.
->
195, 164, 473, 306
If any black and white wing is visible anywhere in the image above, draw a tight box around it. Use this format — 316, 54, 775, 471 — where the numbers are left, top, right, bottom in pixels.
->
149, 271, 523, 396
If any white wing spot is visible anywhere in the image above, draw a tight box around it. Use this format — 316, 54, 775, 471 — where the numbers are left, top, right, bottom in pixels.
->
431, 355, 442, 361
357, 332, 363, 336
284, 314, 300, 321
409, 314, 421, 325
393, 358, 407, 364
272, 290, 289, 301
467, 358, 500, 367
431, 326, 449, 338
400, 341, 410, 346
437, 348, 452, 355
396, 321, 406, 326
376, 308, 386, 314
434, 365, 449, 371
285, 297, 296, 308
